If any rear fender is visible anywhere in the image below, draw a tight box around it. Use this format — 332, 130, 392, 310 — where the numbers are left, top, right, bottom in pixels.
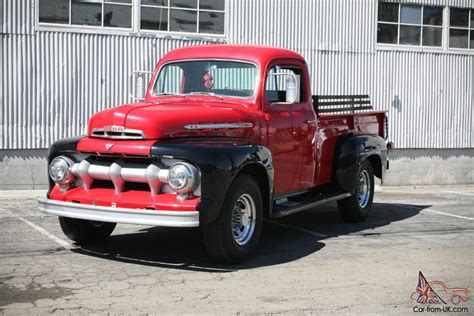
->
335, 135, 388, 192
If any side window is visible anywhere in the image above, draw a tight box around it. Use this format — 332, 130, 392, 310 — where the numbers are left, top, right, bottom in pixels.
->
265, 66, 304, 103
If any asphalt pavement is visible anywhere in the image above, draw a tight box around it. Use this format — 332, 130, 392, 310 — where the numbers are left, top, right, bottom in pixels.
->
0, 186, 473, 314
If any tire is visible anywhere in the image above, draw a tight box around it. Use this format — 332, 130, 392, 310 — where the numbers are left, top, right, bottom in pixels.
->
59, 217, 116, 245
337, 160, 374, 222
203, 174, 263, 264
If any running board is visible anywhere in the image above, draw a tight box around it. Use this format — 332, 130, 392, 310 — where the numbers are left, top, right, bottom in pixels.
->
272, 192, 351, 218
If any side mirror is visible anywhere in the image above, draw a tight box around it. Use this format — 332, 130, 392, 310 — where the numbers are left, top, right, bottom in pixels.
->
285, 73, 298, 104
129, 71, 153, 102
267, 72, 300, 104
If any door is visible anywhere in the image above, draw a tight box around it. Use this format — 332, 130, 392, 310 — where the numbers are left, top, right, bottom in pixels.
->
263, 63, 316, 194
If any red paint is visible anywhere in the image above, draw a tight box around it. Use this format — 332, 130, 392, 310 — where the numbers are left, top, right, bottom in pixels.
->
77, 137, 157, 156
87, 100, 261, 142
313, 112, 387, 186
52, 45, 387, 210
49, 186, 199, 211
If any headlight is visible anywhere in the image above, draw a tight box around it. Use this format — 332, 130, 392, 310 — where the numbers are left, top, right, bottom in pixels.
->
167, 162, 199, 193
49, 156, 75, 184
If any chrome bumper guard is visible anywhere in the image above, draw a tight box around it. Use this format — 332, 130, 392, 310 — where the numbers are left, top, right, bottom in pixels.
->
38, 198, 199, 227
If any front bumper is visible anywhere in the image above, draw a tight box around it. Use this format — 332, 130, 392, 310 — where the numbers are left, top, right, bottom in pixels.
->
38, 198, 199, 227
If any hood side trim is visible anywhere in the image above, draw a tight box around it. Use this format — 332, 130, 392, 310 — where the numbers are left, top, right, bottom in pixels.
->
184, 123, 253, 130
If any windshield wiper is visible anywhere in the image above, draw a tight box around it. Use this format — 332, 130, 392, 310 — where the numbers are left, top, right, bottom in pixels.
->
155, 92, 186, 97
187, 92, 223, 99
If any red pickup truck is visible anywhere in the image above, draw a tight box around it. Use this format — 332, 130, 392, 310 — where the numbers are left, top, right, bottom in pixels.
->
39, 45, 389, 263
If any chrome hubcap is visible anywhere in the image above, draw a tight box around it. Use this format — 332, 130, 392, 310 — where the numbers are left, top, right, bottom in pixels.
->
232, 193, 256, 245
358, 170, 371, 208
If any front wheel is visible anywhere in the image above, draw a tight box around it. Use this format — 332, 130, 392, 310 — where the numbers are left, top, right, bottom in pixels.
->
203, 175, 263, 264
337, 160, 374, 222
59, 217, 116, 245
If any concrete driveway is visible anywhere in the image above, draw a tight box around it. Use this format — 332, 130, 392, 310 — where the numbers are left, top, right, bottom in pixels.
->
0, 187, 473, 314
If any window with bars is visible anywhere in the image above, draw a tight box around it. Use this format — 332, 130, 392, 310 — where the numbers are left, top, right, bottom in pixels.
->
37, 0, 226, 36
140, 0, 225, 35
449, 8, 474, 49
39, 0, 133, 29
377, 2, 443, 47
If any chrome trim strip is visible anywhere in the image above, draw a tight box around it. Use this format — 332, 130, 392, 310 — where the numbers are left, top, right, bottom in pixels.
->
184, 122, 254, 130
38, 198, 199, 227
91, 127, 145, 140
91, 134, 144, 140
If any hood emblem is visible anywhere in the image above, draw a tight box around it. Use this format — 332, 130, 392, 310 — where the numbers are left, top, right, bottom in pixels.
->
105, 143, 115, 151
103, 125, 125, 133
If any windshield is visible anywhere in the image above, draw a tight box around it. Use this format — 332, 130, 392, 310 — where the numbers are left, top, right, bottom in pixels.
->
153, 60, 257, 98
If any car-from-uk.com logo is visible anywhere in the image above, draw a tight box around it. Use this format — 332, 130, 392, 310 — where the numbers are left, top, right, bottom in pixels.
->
411, 271, 470, 313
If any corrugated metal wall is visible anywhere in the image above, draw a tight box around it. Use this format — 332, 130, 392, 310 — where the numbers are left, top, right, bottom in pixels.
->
1, 0, 214, 149
227, 0, 378, 53
226, 0, 474, 149
383, 0, 473, 6
1, 32, 211, 149
1, 0, 473, 149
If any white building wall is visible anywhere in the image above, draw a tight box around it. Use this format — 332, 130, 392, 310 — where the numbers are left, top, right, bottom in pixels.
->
1, 0, 473, 151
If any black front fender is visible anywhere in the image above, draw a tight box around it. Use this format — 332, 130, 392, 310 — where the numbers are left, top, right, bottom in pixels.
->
335, 135, 388, 192
46, 136, 86, 197
151, 138, 274, 224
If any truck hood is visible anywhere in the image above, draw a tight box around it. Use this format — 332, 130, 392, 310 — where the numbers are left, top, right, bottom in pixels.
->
87, 99, 259, 140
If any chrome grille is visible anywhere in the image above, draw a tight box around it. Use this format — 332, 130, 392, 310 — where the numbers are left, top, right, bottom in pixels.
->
69, 157, 200, 197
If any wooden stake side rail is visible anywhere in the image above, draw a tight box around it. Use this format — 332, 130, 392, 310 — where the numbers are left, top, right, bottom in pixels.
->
313, 95, 373, 114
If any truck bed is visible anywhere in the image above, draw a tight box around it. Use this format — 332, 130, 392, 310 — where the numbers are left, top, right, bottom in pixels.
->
314, 111, 387, 186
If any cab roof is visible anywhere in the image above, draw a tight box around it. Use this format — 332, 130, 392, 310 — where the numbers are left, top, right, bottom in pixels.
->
159, 45, 306, 66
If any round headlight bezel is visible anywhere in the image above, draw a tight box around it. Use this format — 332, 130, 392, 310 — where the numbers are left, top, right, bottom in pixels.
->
167, 162, 200, 194
49, 156, 75, 185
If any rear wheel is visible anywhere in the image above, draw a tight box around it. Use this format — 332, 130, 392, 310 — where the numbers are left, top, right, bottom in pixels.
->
451, 295, 461, 305
337, 160, 374, 222
59, 217, 116, 245
203, 175, 263, 264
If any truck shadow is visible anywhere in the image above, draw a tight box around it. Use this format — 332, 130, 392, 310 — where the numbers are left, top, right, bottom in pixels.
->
72, 202, 430, 272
